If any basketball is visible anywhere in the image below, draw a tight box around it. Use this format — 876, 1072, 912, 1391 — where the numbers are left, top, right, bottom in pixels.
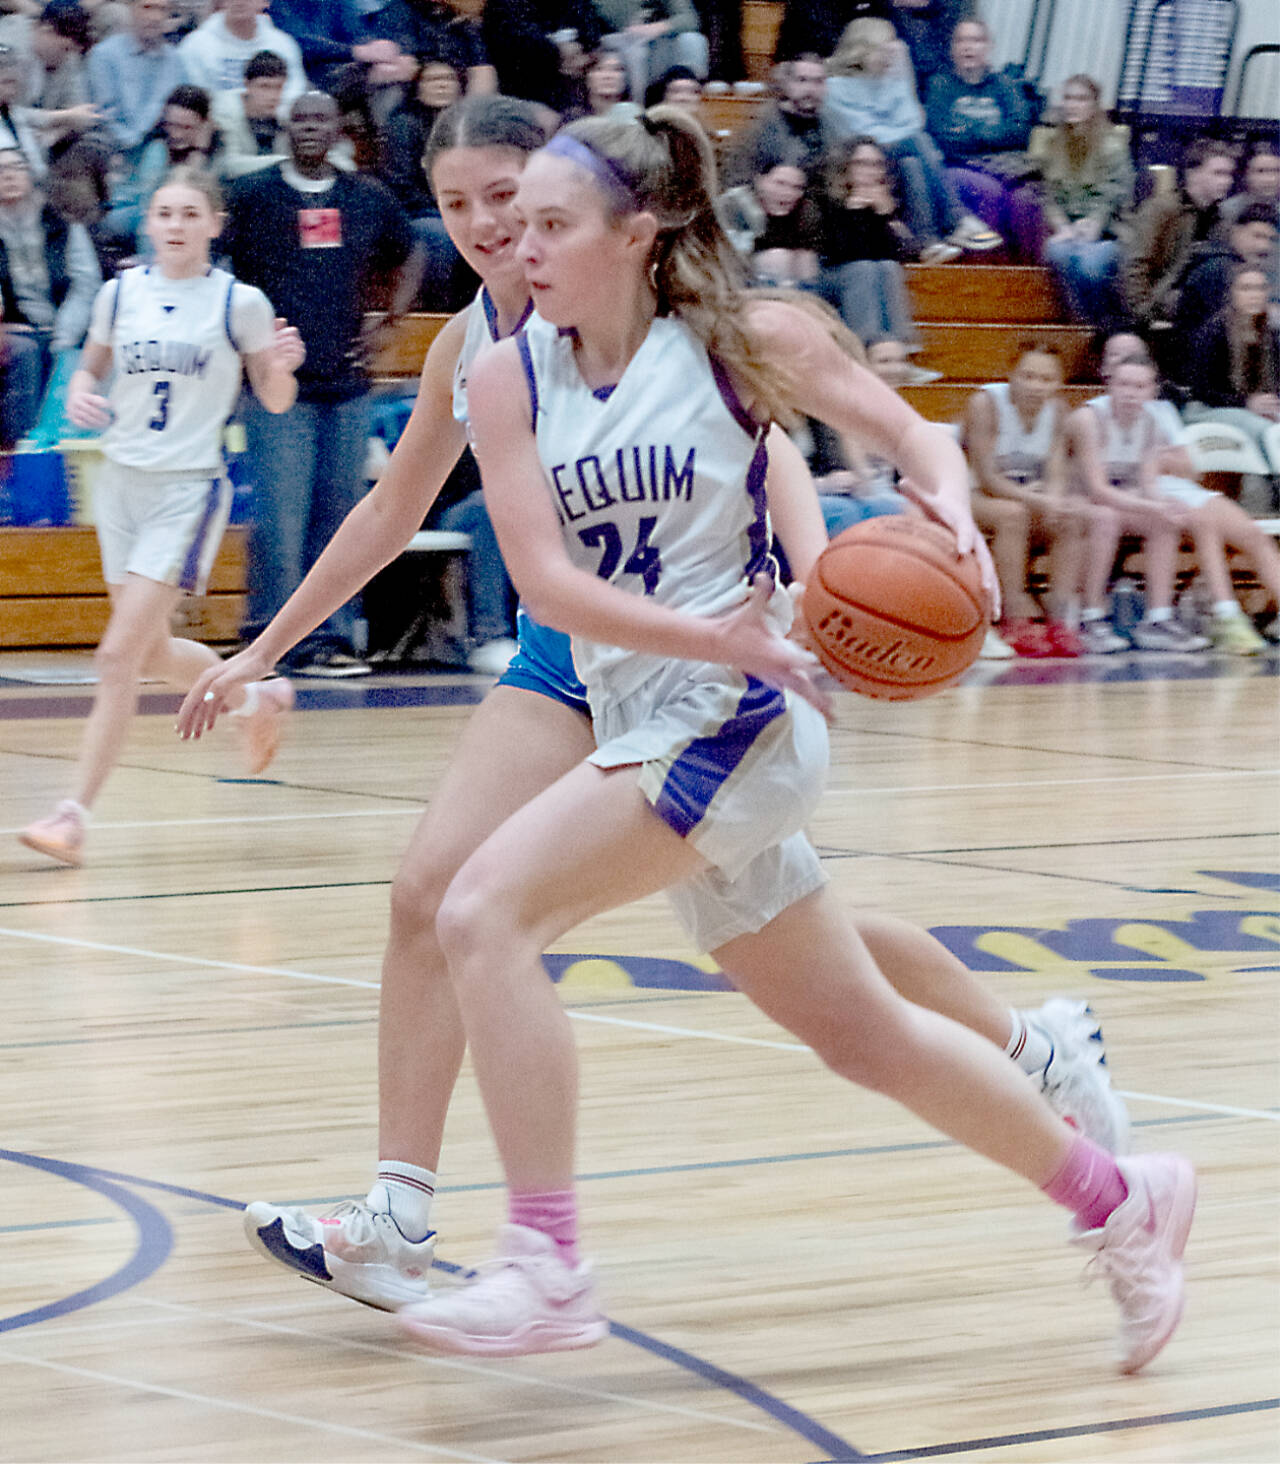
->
803, 516, 988, 700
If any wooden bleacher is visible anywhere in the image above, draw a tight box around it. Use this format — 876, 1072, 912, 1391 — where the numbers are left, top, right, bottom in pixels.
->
1, 263, 1107, 650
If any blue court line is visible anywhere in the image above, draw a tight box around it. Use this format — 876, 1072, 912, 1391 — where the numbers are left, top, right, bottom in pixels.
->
0, 1149, 173, 1334
850, 1397, 1280, 1460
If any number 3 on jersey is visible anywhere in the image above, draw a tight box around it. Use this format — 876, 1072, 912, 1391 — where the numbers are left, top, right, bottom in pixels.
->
578, 515, 662, 594
149, 380, 171, 431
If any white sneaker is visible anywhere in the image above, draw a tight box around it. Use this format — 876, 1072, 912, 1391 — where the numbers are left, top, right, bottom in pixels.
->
466, 637, 519, 676
1023, 998, 1130, 1153
1071, 1152, 1196, 1373
1077, 618, 1129, 654
979, 627, 1016, 659
242, 1199, 435, 1311
1130, 618, 1210, 652
398, 1224, 609, 1356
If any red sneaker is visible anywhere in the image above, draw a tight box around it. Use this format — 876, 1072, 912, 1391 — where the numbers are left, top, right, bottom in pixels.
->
1044, 620, 1083, 657
1000, 618, 1056, 657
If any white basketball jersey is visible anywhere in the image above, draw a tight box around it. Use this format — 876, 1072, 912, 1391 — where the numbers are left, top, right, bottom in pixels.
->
452, 285, 534, 426
1085, 396, 1162, 492
92, 266, 276, 472
518, 312, 775, 702
981, 381, 1059, 486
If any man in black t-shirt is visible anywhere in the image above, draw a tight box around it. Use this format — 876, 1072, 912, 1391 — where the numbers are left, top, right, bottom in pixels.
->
221, 91, 423, 675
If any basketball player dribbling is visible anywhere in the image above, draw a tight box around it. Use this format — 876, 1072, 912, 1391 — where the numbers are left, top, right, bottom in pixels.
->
380, 107, 1195, 1368
19, 167, 304, 868
178, 100, 1151, 1364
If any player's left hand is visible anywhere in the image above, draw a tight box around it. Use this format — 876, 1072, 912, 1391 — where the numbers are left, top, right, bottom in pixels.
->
272, 319, 305, 373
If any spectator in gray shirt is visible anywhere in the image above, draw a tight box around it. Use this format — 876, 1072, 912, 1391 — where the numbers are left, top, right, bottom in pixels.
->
0, 144, 100, 439
85, 0, 185, 158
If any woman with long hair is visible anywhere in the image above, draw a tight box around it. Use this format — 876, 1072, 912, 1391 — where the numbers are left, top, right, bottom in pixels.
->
19, 167, 303, 865
824, 15, 996, 260
1037, 74, 1133, 329
343, 105, 1190, 1370
178, 96, 1132, 1333
1188, 262, 1280, 484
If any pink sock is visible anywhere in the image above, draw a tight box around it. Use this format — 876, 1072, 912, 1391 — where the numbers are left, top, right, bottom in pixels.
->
509, 1190, 579, 1266
1042, 1134, 1129, 1231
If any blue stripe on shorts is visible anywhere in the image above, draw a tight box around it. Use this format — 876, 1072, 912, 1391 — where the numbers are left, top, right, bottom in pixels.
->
497, 611, 590, 716
652, 677, 787, 839
178, 478, 225, 593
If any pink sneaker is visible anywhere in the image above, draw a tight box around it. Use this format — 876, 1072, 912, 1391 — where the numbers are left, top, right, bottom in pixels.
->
19, 800, 86, 867
1071, 1152, 1196, 1373
397, 1224, 609, 1357
238, 678, 294, 775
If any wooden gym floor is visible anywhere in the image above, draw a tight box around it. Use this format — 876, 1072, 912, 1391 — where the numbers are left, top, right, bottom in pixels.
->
1, 650, 1277, 1463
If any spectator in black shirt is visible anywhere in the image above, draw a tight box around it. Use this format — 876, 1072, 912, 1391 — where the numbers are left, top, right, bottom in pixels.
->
221, 90, 423, 675
366, 0, 496, 96
815, 133, 918, 344
1174, 202, 1278, 344
479, 0, 602, 112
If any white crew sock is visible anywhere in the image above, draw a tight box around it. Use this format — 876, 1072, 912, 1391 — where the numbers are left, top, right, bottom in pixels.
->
366, 1160, 437, 1242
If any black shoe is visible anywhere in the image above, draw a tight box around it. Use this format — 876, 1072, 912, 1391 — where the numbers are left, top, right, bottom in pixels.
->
294, 649, 372, 679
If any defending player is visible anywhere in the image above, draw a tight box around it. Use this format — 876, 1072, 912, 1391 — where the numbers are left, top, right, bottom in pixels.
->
19, 167, 304, 867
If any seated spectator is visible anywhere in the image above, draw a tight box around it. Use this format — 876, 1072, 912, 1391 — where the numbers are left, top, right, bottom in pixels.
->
0, 1, 99, 156
886, 0, 972, 89
366, 0, 496, 98
594, 0, 707, 103
479, 0, 601, 112
814, 133, 918, 345
643, 61, 700, 112
1071, 344, 1280, 653
103, 81, 214, 245
0, 145, 100, 442
808, 330, 911, 539
1035, 74, 1132, 332
1222, 138, 1280, 229
0, 38, 48, 177
1120, 135, 1235, 336
43, 127, 116, 271
924, 16, 1041, 258
1173, 202, 1277, 345
964, 342, 1114, 657
567, 46, 639, 121
723, 50, 832, 188
85, 0, 186, 165
823, 16, 996, 260
213, 46, 288, 177
380, 52, 463, 212
329, 60, 383, 172
716, 143, 820, 287
178, 0, 308, 112
264, 0, 403, 87
379, 53, 472, 309
1187, 264, 1280, 484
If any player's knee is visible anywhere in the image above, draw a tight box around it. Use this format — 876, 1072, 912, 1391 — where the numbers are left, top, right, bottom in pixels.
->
389, 855, 454, 946
435, 861, 513, 976
92, 636, 144, 686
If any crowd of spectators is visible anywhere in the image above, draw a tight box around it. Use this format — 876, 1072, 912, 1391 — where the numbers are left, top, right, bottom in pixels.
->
0, 0, 1277, 668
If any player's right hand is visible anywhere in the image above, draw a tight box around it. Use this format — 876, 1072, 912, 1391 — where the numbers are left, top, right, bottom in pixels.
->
716, 575, 834, 722
66, 391, 112, 430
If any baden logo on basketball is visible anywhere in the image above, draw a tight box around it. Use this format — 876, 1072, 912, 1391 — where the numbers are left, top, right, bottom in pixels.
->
814, 612, 940, 674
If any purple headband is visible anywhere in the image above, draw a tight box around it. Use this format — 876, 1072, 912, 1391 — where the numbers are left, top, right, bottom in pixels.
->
544, 132, 639, 211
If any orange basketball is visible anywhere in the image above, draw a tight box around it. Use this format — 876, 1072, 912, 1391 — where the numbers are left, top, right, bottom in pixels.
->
803, 517, 988, 701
